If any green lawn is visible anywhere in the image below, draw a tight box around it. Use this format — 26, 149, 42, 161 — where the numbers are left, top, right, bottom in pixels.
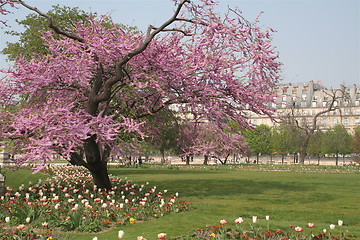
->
70, 165, 360, 239
4, 165, 360, 239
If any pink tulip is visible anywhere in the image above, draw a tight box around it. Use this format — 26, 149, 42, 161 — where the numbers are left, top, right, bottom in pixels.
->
17, 224, 26, 230
294, 226, 303, 232
220, 219, 227, 225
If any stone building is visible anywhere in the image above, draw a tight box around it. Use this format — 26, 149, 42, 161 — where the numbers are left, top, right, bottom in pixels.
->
249, 80, 360, 133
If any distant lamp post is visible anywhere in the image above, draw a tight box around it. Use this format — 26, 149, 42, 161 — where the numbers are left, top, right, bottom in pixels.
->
0, 173, 5, 196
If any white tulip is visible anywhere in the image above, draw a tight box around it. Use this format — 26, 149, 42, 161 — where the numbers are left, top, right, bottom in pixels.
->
118, 230, 124, 239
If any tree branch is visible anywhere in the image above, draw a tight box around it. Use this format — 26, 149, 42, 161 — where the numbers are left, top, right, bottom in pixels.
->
17, 0, 85, 42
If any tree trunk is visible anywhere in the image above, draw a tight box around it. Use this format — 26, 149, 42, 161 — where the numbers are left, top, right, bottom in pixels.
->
160, 149, 165, 163
317, 154, 320, 165
88, 161, 112, 190
83, 135, 112, 190
256, 153, 259, 164
186, 155, 190, 165
203, 155, 208, 165
298, 146, 306, 165
335, 153, 339, 166
281, 154, 284, 164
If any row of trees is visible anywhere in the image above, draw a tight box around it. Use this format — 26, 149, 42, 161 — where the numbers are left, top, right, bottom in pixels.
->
134, 120, 359, 167
244, 124, 359, 166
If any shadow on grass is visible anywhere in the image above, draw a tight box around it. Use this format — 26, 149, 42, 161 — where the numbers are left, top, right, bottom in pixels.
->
109, 168, 225, 176
149, 178, 299, 196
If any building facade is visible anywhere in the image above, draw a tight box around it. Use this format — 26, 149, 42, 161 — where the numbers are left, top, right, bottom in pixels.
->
249, 81, 360, 133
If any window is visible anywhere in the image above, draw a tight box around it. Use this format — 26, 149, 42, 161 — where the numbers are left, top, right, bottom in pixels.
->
301, 101, 307, 107
355, 118, 360, 125
333, 101, 338, 106
312, 101, 317, 107
333, 118, 338, 124
343, 118, 349, 126
302, 94, 307, 100
343, 109, 349, 115
355, 100, 360, 106
322, 101, 327, 107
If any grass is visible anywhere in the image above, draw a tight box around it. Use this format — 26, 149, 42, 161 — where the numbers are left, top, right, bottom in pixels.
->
4, 164, 360, 239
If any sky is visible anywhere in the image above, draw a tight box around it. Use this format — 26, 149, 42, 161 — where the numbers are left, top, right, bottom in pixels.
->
0, 0, 359, 89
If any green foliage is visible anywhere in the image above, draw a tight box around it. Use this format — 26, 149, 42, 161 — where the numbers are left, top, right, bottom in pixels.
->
2, 5, 90, 60
307, 130, 324, 155
271, 124, 295, 155
351, 126, 360, 154
243, 124, 272, 156
322, 124, 353, 156
144, 110, 181, 156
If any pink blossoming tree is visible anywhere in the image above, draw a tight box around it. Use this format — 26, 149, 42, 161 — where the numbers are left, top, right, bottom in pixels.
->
0, 0, 280, 189
181, 122, 250, 165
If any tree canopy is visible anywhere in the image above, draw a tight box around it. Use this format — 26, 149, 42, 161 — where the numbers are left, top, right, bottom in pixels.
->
0, 0, 281, 189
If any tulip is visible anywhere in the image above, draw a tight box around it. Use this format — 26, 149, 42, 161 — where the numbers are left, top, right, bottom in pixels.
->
92, 237, 98, 240
42, 222, 48, 227
294, 226, 303, 232
234, 217, 244, 224
338, 220, 343, 226
137, 236, 147, 240
330, 224, 336, 230
308, 223, 314, 228
26, 217, 31, 223
323, 229, 327, 233
17, 224, 26, 230
157, 233, 167, 239
5, 217, 10, 223
252, 216, 257, 223
265, 215, 270, 221
118, 230, 124, 238
220, 219, 227, 225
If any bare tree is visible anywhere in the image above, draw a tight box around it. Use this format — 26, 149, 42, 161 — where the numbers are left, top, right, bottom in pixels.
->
286, 89, 346, 164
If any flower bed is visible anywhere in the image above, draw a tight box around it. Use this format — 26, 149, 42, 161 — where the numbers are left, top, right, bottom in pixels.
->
184, 217, 350, 240
0, 166, 190, 239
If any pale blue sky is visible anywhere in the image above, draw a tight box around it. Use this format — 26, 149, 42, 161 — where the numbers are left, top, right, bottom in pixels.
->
0, 0, 359, 88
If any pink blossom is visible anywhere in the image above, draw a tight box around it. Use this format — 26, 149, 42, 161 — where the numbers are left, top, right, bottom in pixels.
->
0, 0, 280, 187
